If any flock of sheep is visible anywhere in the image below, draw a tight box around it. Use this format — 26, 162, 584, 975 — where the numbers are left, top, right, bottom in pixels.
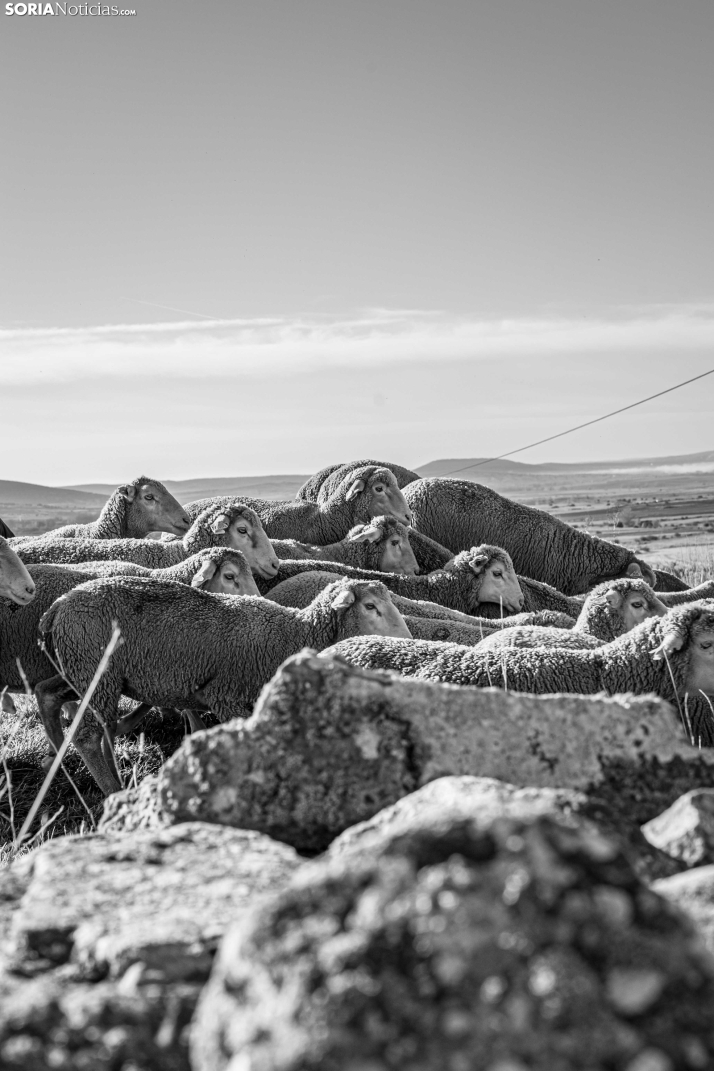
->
2, 461, 714, 803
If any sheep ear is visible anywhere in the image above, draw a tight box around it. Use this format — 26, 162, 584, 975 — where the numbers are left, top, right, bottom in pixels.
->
626, 562, 643, 578
191, 561, 217, 588
469, 554, 488, 576
349, 525, 382, 544
210, 514, 230, 534
345, 478, 366, 501
118, 484, 136, 502
651, 632, 686, 662
1, 689, 16, 716
331, 589, 356, 611
605, 589, 623, 609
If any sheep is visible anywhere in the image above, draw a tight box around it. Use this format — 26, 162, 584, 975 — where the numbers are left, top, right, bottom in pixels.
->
652, 568, 690, 593
295, 459, 421, 503
656, 579, 714, 608
267, 567, 576, 636
403, 477, 656, 596
330, 601, 714, 709
0, 536, 36, 606
37, 576, 412, 795
12, 476, 191, 541
179, 465, 413, 543
13, 504, 280, 579
0, 516, 14, 538
0, 548, 260, 710
476, 577, 670, 652
272, 517, 420, 575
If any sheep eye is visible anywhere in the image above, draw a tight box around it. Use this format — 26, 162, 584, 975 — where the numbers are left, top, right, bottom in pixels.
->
145, 494, 155, 501
391, 540, 400, 547
237, 527, 248, 535
374, 485, 384, 493
364, 602, 377, 610
493, 570, 502, 578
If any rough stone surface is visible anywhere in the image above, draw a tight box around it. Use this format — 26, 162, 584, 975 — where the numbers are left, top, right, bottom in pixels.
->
0, 823, 299, 1070
642, 790, 714, 868
654, 866, 714, 957
109, 651, 714, 855
328, 776, 682, 882
192, 810, 714, 1071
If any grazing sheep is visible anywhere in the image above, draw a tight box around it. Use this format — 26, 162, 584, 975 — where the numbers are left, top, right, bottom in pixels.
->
0, 536, 36, 606
13, 505, 280, 579
0, 549, 260, 705
476, 577, 669, 652
13, 476, 191, 540
331, 601, 714, 707
295, 459, 421, 502
272, 517, 420, 575
403, 477, 656, 595
37, 576, 411, 794
181, 465, 413, 543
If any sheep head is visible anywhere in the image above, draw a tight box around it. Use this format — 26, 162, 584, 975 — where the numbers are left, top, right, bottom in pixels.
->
0, 536, 35, 606
116, 476, 190, 537
347, 517, 419, 575
446, 545, 524, 614
342, 467, 413, 527
328, 579, 412, 639
190, 549, 260, 597
651, 601, 714, 699
580, 578, 666, 641
207, 507, 279, 580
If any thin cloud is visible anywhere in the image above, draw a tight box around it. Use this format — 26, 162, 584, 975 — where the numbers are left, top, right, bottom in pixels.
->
1, 306, 714, 387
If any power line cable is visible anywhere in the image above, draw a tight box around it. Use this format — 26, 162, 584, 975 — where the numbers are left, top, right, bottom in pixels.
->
438, 365, 714, 479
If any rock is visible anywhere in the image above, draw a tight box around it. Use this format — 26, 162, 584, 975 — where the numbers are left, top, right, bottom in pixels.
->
0, 823, 299, 1070
327, 776, 681, 882
642, 790, 714, 868
112, 651, 714, 854
654, 866, 714, 956
191, 810, 714, 1071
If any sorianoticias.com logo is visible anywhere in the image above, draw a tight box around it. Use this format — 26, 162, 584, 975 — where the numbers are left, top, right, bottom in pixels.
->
5, 3, 137, 13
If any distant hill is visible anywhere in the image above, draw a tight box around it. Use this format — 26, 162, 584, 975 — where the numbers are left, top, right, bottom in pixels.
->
0, 480, 106, 506
66, 474, 311, 504
416, 450, 714, 478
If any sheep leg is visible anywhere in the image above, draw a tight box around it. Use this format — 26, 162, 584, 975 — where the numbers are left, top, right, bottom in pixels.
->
100, 724, 121, 788
115, 702, 154, 737
34, 675, 77, 764
74, 729, 122, 796
183, 709, 207, 733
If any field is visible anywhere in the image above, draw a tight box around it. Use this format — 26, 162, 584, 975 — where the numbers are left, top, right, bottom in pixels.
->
2, 453, 713, 860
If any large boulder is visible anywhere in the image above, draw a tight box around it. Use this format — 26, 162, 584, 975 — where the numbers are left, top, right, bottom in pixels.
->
0, 823, 299, 1070
107, 651, 714, 855
191, 809, 714, 1071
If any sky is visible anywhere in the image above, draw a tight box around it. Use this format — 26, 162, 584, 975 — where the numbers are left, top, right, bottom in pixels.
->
1, 1, 713, 484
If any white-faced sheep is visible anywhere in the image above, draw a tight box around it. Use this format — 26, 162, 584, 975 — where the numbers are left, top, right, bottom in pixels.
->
295, 458, 421, 503
403, 477, 656, 596
330, 601, 714, 709
476, 577, 669, 652
14, 505, 280, 579
272, 517, 420, 575
181, 465, 413, 544
37, 575, 411, 794
11, 476, 191, 541
0, 537, 36, 606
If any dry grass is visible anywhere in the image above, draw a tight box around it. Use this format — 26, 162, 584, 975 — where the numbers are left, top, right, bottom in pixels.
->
0, 693, 221, 860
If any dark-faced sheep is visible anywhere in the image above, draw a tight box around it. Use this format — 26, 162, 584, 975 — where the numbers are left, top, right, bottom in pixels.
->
11, 476, 191, 541
331, 601, 714, 709
14, 504, 280, 579
403, 477, 656, 596
181, 465, 413, 544
37, 576, 411, 794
